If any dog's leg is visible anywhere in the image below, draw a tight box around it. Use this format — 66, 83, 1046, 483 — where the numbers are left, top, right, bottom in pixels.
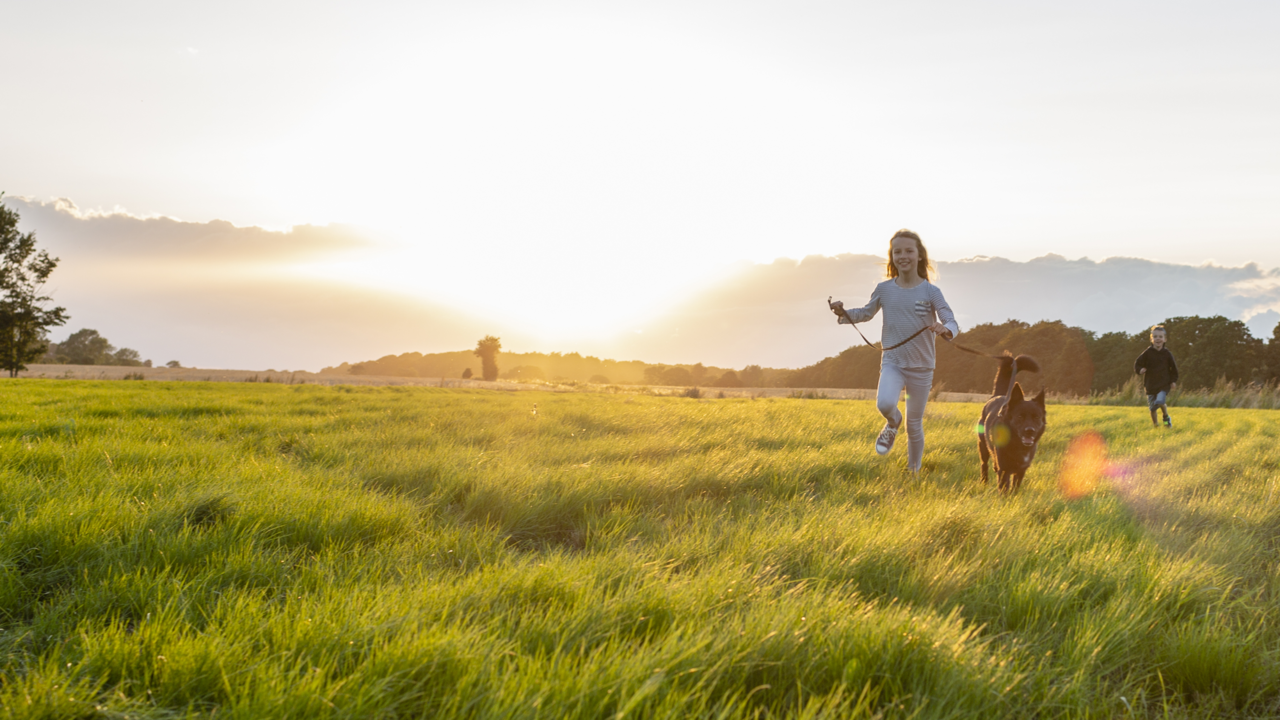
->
978, 435, 990, 484
997, 469, 1010, 493
1012, 471, 1025, 493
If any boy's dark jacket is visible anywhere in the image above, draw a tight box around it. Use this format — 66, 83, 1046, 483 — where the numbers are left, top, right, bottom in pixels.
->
1134, 346, 1179, 394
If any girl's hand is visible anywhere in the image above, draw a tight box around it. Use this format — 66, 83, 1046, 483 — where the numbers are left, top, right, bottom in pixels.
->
930, 323, 952, 339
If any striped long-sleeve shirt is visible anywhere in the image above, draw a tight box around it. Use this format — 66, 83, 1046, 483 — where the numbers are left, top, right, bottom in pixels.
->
839, 279, 960, 369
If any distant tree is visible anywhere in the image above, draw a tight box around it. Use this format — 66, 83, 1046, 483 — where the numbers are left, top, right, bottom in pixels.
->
1082, 330, 1148, 392
714, 370, 744, 387
931, 320, 1094, 396
1266, 322, 1280, 384
739, 365, 764, 387
59, 329, 116, 365
786, 345, 881, 390
39, 339, 61, 363
113, 347, 144, 367
166, 360, 182, 369
643, 366, 665, 385
462, 367, 473, 379
589, 374, 610, 384
0, 195, 69, 376
474, 335, 502, 381
1159, 315, 1263, 390
689, 363, 708, 385
503, 365, 546, 382
660, 366, 693, 386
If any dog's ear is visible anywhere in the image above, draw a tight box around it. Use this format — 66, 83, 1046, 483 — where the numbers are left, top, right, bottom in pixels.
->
1034, 388, 1046, 408
1009, 383, 1025, 405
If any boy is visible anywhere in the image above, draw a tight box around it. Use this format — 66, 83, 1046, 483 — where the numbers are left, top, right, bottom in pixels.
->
1134, 325, 1179, 428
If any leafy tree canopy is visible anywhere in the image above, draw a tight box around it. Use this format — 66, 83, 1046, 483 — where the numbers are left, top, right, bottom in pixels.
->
474, 335, 502, 381
0, 195, 69, 376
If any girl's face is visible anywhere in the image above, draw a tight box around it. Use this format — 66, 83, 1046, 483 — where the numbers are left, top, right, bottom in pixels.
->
890, 236, 920, 277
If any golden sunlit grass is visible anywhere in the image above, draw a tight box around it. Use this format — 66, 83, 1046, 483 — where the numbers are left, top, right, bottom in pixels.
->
1, 380, 1278, 718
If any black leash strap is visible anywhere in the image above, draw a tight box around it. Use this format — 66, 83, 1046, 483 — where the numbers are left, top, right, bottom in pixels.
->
827, 296, 1024, 409
828, 296, 1007, 358
828, 296, 936, 352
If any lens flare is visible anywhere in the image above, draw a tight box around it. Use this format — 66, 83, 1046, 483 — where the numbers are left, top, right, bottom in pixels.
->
991, 425, 1011, 448
1059, 430, 1108, 499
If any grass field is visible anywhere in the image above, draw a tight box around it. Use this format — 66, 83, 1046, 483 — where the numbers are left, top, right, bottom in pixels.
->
1, 380, 1278, 719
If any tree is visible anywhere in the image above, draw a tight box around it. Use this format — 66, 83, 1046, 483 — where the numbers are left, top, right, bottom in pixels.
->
1158, 315, 1263, 390
502, 365, 546, 382
931, 320, 1095, 396
714, 370, 744, 387
462, 367, 473, 379
739, 365, 764, 387
59, 328, 116, 365
786, 345, 881, 390
112, 347, 145, 367
0, 195, 69, 377
1082, 330, 1149, 392
1266, 321, 1280, 384
660, 366, 693, 386
474, 335, 502, 381
689, 363, 708, 385
166, 360, 182, 369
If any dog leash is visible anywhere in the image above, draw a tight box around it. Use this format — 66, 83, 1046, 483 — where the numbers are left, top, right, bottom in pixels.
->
827, 297, 1029, 412
827, 296, 1007, 359
827, 296, 944, 352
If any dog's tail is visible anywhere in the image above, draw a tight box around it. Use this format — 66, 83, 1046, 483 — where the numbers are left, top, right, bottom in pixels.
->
992, 352, 1040, 397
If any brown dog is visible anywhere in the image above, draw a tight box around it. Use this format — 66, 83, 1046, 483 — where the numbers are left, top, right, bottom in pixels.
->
978, 354, 1045, 492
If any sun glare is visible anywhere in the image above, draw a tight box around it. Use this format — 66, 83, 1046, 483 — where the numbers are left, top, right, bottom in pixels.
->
279, 237, 739, 343
246, 10, 877, 284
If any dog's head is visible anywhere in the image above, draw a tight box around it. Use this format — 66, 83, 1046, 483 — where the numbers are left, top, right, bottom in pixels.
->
1004, 383, 1046, 447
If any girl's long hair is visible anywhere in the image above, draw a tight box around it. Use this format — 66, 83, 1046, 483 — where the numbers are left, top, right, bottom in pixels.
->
885, 229, 935, 280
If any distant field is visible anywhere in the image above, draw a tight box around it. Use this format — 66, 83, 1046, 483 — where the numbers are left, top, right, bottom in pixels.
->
16, 364, 990, 402
2, 380, 1278, 718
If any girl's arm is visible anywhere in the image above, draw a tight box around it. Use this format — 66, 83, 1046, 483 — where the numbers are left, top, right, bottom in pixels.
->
929, 285, 960, 339
841, 284, 883, 324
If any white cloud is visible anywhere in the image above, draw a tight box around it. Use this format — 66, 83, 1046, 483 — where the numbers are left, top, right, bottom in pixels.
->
11, 196, 372, 264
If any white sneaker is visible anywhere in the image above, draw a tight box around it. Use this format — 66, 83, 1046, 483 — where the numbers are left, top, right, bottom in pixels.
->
875, 422, 898, 455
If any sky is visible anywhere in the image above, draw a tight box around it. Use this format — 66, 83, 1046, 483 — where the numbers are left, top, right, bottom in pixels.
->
2, 1, 1279, 370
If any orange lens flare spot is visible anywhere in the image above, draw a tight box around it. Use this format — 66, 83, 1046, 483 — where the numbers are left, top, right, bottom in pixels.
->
991, 425, 1011, 448
1059, 430, 1108, 499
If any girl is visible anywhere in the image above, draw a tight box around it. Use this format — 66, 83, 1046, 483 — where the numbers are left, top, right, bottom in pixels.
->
833, 229, 960, 472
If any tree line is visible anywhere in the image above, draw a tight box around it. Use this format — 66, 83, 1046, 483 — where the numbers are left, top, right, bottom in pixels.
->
323, 346, 750, 386
9, 195, 1278, 389
338, 315, 1280, 397
789, 316, 1280, 395
40, 328, 162, 367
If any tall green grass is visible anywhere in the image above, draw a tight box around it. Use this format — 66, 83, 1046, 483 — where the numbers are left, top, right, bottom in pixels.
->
1, 380, 1278, 718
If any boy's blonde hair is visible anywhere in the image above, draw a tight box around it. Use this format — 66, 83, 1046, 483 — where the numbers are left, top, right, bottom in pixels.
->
885, 229, 937, 281
1150, 324, 1167, 338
